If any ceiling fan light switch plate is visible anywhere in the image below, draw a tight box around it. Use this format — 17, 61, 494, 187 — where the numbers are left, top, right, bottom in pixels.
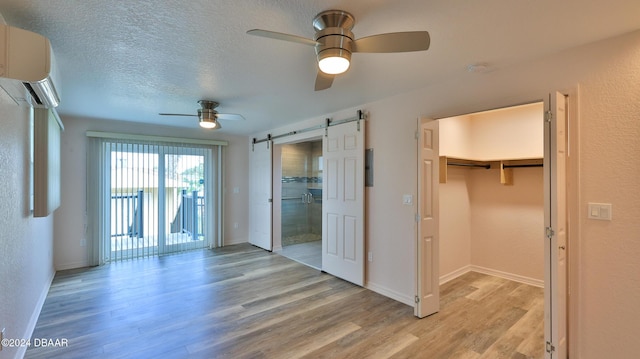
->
588, 202, 612, 220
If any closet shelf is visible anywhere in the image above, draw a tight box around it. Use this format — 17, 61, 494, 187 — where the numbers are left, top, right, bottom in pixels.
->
439, 156, 543, 185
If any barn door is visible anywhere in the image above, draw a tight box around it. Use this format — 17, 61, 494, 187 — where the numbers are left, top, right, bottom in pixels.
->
322, 120, 365, 286
416, 118, 440, 318
249, 140, 273, 251
544, 92, 568, 358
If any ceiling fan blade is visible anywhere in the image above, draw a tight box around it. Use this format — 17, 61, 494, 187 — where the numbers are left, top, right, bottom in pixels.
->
315, 70, 335, 91
247, 29, 318, 46
352, 31, 430, 53
158, 113, 197, 117
217, 113, 246, 121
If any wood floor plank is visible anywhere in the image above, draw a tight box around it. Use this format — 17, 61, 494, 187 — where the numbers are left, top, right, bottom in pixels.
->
26, 243, 544, 359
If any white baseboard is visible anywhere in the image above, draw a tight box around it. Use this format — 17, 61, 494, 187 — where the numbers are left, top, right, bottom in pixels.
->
440, 265, 473, 285
470, 265, 544, 288
55, 260, 89, 271
18, 268, 55, 359
365, 281, 414, 307
440, 265, 543, 288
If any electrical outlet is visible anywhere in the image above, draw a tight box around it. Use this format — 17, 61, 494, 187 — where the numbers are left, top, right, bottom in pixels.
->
80, 238, 87, 247
233, 222, 239, 229
402, 194, 413, 205
368, 252, 373, 262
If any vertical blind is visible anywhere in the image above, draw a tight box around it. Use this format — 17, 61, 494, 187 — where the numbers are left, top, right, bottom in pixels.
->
86, 132, 226, 265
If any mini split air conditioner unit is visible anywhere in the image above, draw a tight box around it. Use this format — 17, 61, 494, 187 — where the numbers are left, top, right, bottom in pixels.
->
0, 23, 60, 108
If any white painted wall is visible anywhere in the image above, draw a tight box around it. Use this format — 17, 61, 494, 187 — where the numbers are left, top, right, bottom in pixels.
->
250, 29, 640, 357
54, 116, 250, 270
0, 91, 55, 359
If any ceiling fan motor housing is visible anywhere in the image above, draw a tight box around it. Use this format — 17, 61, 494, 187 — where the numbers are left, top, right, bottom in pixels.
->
198, 100, 220, 119
313, 10, 355, 72
198, 100, 219, 110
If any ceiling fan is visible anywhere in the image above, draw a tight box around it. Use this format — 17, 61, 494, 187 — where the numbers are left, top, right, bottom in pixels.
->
247, 9, 430, 91
159, 100, 245, 129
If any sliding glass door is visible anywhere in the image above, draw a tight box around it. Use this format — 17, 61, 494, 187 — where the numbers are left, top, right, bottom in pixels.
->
105, 141, 215, 261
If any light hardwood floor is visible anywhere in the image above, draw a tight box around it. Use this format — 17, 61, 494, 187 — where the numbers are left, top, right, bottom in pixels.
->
26, 243, 543, 359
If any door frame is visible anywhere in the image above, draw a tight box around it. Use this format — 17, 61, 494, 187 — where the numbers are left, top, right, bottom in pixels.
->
272, 131, 325, 253
105, 143, 214, 260
416, 89, 578, 357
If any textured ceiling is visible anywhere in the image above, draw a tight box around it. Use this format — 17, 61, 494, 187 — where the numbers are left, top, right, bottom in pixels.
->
0, 0, 639, 135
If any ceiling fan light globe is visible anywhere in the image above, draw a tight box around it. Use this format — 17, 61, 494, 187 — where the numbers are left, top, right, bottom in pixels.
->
199, 119, 219, 129
318, 56, 350, 74
198, 107, 222, 129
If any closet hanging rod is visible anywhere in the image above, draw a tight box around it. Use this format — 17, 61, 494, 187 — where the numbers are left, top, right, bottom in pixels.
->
502, 164, 544, 168
447, 162, 491, 169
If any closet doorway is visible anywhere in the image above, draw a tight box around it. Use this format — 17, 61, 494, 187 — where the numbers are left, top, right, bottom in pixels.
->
274, 138, 323, 270
437, 101, 546, 288
417, 92, 569, 358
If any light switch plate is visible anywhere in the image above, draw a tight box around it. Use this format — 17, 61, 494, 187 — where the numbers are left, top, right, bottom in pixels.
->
588, 203, 612, 220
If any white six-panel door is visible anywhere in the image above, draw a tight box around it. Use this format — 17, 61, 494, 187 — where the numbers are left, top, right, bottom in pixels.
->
416, 118, 440, 318
249, 140, 273, 251
322, 121, 365, 286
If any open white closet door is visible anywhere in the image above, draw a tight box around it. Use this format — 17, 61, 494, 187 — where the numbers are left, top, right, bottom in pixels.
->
322, 120, 365, 286
415, 118, 440, 318
544, 92, 568, 358
249, 139, 273, 251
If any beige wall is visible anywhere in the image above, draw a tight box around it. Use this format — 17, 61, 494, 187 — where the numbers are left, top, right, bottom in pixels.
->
0, 92, 55, 359
54, 116, 250, 270
438, 167, 472, 278
469, 167, 544, 281
438, 103, 545, 284
438, 165, 544, 285
469, 103, 543, 160
573, 34, 640, 358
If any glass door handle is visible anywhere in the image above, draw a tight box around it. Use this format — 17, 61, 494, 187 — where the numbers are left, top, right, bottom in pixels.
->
307, 192, 313, 203
301, 193, 308, 203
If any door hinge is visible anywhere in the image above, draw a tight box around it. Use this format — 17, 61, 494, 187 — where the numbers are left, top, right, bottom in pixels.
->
545, 110, 553, 122
546, 341, 556, 353
546, 226, 555, 239
415, 130, 419, 140
415, 295, 420, 303
415, 213, 420, 222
